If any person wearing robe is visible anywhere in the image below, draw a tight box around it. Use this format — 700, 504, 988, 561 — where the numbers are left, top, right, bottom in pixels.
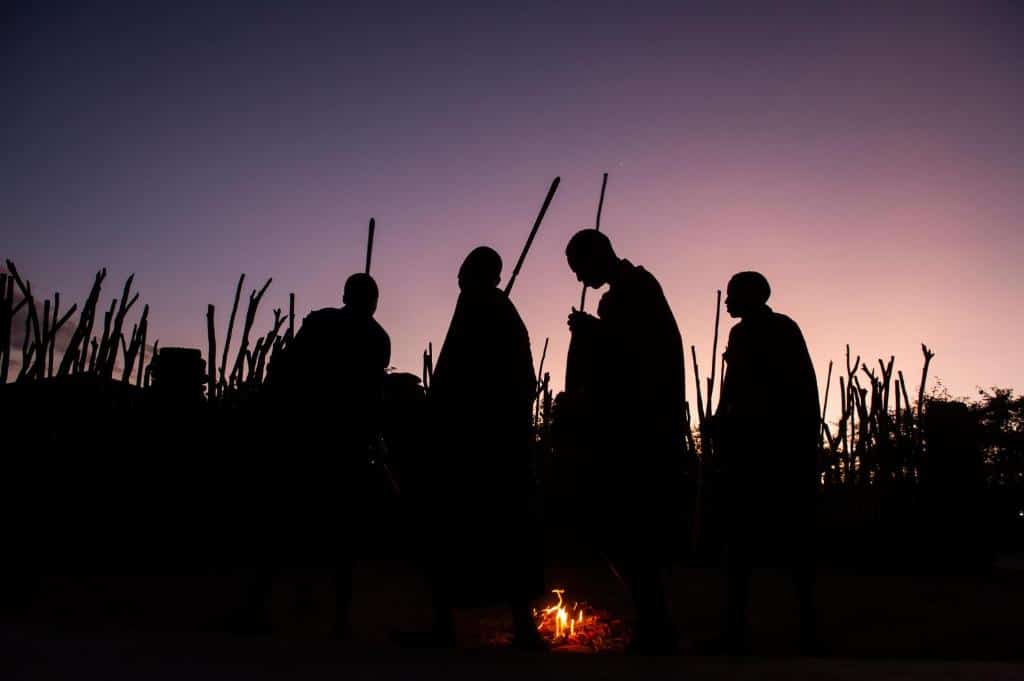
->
403, 246, 544, 649
565, 229, 687, 654
237, 272, 391, 636
714, 271, 820, 654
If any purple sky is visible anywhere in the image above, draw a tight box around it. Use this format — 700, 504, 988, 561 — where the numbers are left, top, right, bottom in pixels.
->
4, 1, 1022, 418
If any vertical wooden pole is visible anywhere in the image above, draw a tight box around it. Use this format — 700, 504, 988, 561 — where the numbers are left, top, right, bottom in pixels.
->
365, 218, 376, 275
579, 172, 609, 313
706, 290, 722, 422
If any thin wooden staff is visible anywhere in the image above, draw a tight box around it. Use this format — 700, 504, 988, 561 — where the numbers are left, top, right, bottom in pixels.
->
579, 172, 608, 312
705, 289, 722, 423
691, 345, 705, 430
365, 218, 376, 275
504, 176, 560, 296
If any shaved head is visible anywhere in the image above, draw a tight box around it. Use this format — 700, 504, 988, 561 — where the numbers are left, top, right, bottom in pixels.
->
458, 246, 502, 291
343, 272, 379, 317
725, 271, 771, 318
566, 229, 618, 289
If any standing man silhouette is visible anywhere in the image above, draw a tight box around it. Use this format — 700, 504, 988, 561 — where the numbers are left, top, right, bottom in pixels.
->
242, 272, 391, 636
565, 229, 686, 654
401, 246, 544, 649
714, 271, 819, 654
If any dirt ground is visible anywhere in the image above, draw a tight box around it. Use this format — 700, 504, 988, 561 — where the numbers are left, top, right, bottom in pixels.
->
4, 557, 1024, 678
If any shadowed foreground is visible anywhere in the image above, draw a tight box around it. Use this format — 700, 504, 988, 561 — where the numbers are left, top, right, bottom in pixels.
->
4, 558, 1023, 679
6, 633, 1023, 681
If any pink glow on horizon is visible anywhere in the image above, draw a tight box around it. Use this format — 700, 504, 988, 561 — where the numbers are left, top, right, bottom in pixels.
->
4, 2, 1021, 424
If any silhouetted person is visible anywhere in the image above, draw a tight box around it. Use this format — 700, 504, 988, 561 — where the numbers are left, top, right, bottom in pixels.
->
565, 229, 686, 654
400, 246, 543, 649
239, 273, 391, 635
714, 271, 820, 654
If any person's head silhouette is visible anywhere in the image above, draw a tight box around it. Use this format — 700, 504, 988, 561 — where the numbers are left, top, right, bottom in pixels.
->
458, 246, 502, 292
566, 229, 619, 289
725, 271, 771, 319
343, 272, 379, 318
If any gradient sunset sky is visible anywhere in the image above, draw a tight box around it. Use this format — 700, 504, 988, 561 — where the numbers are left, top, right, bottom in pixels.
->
4, 1, 1022, 417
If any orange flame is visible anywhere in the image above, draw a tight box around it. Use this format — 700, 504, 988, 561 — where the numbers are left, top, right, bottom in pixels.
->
533, 589, 592, 644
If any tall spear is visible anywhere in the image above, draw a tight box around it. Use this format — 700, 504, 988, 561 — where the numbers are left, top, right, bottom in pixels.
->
504, 177, 560, 297
579, 172, 608, 312
365, 218, 376, 275
705, 289, 722, 422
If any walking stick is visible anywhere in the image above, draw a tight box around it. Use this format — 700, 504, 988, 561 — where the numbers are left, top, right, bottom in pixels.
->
504, 177, 560, 296
579, 173, 608, 312
365, 218, 376, 275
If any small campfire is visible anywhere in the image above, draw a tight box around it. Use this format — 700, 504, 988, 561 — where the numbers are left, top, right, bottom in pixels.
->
482, 588, 626, 652
533, 588, 626, 652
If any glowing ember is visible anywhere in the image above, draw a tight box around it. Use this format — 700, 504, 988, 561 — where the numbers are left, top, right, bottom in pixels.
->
481, 588, 626, 652
532, 589, 624, 651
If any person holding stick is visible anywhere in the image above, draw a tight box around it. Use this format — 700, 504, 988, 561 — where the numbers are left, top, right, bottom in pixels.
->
564, 229, 687, 654
713, 271, 820, 655
397, 246, 544, 649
